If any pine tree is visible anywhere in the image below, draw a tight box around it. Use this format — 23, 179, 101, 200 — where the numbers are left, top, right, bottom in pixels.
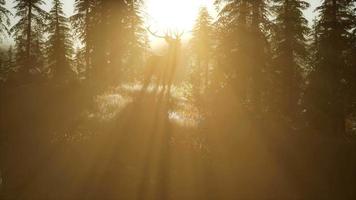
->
215, 0, 272, 113
123, 0, 148, 80
11, 0, 48, 74
191, 7, 213, 92
72, 0, 146, 85
90, 0, 132, 85
272, 0, 310, 119
0, 0, 11, 39
72, 0, 95, 73
305, 0, 355, 135
214, 0, 252, 98
248, 0, 271, 113
46, 0, 73, 80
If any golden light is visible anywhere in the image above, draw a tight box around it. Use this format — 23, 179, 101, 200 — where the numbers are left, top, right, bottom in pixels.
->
144, 0, 214, 44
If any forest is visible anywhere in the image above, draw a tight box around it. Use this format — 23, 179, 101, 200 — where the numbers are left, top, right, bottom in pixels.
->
0, 0, 356, 199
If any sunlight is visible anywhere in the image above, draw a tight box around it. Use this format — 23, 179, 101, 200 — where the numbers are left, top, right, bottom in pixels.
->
144, 0, 213, 43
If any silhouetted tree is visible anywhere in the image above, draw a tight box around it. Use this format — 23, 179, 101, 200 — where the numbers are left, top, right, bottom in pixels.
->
72, 0, 146, 85
72, 0, 95, 76
0, 0, 11, 39
88, 0, 126, 85
248, 0, 271, 113
215, 0, 272, 113
46, 0, 73, 81
304, 0, 355, 135
122, 0, 148, 80
214, 0, 252, 99
271, 0, 310, 121
191, 7, 213, 92
11, 0, 48, 75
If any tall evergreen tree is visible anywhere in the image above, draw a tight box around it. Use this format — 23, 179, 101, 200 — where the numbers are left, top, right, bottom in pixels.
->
305, 0, 355, 135
46, 0, 73, 80
272, 0, 310, 119
123, 0, 148, 79
191, 7, 213, 92
249, 0, 271, 113
215, 0, 272, 113
11, 0, 48, 74
72, 0, 146, 84
90, 0, 133, 85
0, 0, 11, 39
72, 0, 95, 74
214, 0, 252, 98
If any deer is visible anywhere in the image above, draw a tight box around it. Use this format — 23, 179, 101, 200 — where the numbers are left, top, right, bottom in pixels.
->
140, 27, 184, 98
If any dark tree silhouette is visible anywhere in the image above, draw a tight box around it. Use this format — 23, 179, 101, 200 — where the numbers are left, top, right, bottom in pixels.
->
0, 0, 11, 39
191, 7, 213, 93
123, 0, 148, 80
11, 0, 48, 76
215, 0, 271, 113
248, 0, 271, 113
214, 0, 253, 103
271, 0, 310, 121
72, 0, 95, 75
46, 0, 73, 81
305, 0, 355, 135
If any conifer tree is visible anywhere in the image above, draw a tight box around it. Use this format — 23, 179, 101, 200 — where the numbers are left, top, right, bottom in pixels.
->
305, 0, 355, 135
214, 0, 250, 74
72, 0, 95, 72
249, 0, 271, 113
11, 0, 48, 74
272, 0, 310, 119
0, 0, 11, 39
46, 0, 73, 80
215, 0, 272, 113
123, 0, 148, 78
191, 7, 213, 91
214, 0, 252, 99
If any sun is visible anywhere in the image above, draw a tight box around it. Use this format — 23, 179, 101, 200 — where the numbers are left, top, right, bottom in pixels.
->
144, 0, 213, 44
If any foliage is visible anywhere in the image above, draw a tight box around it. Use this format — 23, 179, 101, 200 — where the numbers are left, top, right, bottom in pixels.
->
304, 0, 356, 135
190, 7, 214, 96
270, 0, 310, 120
46, 0, 74, 80
11, 0, 48, 74
0, 0, 11, 39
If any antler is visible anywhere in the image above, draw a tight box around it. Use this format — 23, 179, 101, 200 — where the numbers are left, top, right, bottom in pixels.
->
147, 26, 166, 39
175, 30, 184, 38
170, 28, 184, 39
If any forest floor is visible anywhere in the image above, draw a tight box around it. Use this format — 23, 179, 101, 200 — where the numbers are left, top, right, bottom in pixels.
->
0, 82, 355, 200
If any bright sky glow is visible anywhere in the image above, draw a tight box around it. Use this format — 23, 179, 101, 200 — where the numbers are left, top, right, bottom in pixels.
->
143, 0, 216, 45
144, 0, 214, 31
